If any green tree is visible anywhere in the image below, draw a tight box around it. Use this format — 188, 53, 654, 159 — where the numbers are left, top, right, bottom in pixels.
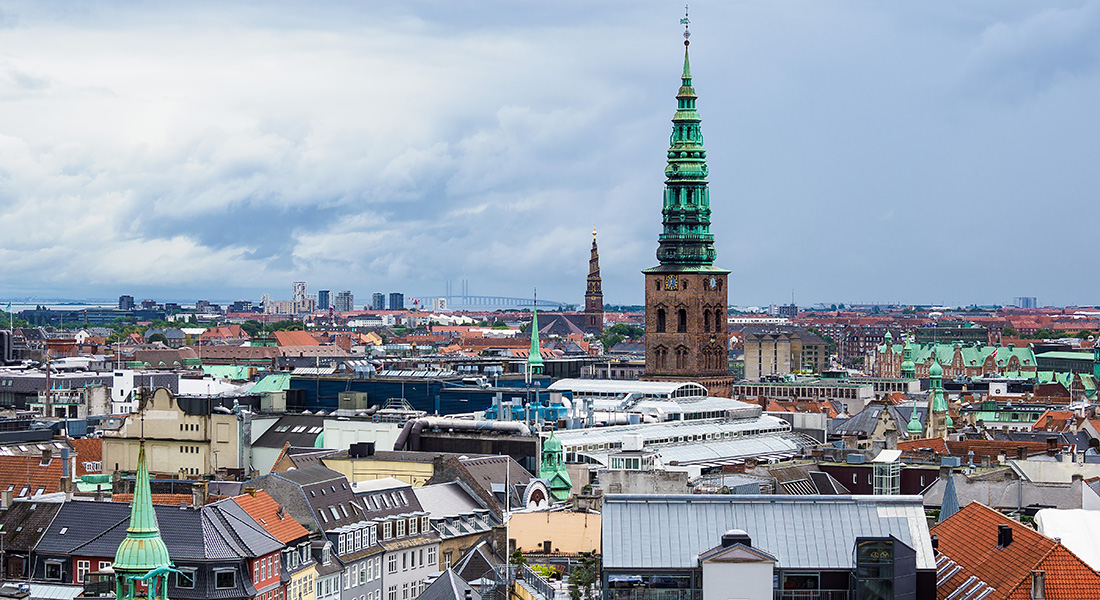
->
240, 320, 264, 338
1001, 326, 1018, 338
1033, 328, 1055, 339
510, 549, 528, 568
269, 320, 304, 331
491, 320, 510, 329
1076, 330, 1094, 339
568, 551, 598, 600
147, 333, 169, 344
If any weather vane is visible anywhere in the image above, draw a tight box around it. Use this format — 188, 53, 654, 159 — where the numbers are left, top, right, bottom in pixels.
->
681, 5, 691, 44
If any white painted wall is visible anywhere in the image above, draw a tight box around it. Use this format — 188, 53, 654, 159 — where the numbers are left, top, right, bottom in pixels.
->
702, 561, 773, 600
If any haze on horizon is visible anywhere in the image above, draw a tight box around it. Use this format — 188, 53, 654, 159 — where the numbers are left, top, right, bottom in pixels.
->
0, 1, 1097, 307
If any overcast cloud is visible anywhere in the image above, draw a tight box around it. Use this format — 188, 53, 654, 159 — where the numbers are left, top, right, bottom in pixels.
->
0, 0, 1098, 307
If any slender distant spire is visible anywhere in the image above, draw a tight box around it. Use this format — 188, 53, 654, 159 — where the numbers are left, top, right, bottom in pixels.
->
585, 228, 604, 332
528, 290, 544, 374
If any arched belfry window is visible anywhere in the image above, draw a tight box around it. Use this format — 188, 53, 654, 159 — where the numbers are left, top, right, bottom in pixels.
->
703, 310, 712, 333
657, 309, 666, 333
677, 309, 687, 333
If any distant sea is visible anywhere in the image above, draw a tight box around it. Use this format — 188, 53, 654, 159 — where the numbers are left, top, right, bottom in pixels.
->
4, 302, 118, 312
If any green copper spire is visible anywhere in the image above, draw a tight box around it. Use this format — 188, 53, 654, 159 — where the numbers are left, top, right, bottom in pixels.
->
114, 440, 173, 600
528, 291, 544, 374
906, 408, 924, 435
900, 336, 915, 379
655, 12, 717, 269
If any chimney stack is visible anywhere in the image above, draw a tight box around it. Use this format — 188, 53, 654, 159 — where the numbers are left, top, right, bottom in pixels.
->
1017, 446, 1028, 460
1031, 571, 1046, 600
40, 448, 52, 466
998, 524, 1014, 547
1, 488, 12, 509
192, 482, 208, 507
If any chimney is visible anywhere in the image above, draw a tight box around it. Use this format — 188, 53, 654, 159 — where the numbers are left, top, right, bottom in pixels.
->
1031, 570, 1046, 600
192, 482, 208, 507
245, 487, 257, 497
998, 524, 1014, 547
931, 535, 939, 552
40, 448, 52, 466
1046, 437, 1058, 456
1017, 446, 1028, 460
1, 488, 12, 509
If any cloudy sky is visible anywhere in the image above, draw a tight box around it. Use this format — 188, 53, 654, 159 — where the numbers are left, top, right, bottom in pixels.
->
1, 1, 1098, 307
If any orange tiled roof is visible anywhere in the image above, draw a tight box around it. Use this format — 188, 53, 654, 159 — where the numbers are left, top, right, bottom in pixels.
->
69, 437, 102, 477
933, 502, 1100, 600
1032, 409, 1076, 432
0, 455, 63, 496
231, 490, 310, 543
273, 330, 321, 347
111, 493, 197, 506
897, 437, 948, 454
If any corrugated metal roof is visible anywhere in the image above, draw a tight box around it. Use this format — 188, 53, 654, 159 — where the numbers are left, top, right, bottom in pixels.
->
602, 494, 934, 571
547, 379, 708, 397
554, 415, 794, 457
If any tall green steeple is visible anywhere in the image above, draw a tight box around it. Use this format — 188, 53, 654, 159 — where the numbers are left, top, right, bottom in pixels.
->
654, 20, 717, 269
528, 292, 544, 376
114, 440, 174, 600
900, 336, 915, 379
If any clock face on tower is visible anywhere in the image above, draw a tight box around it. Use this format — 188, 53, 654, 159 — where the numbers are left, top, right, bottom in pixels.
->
707, 276, 718, 290
664, 275, 678, 290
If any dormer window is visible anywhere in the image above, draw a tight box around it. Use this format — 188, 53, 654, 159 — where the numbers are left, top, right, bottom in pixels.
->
409, 518, 418, 535
396, 519, 405, 537
383, 522, 392, 540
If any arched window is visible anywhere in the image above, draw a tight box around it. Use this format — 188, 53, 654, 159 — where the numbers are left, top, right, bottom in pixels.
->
656, 309, 666, 333
703, 310, 711, 333
677, 309, 687, 333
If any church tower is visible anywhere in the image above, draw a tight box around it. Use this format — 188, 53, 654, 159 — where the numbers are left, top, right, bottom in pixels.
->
113, 440, 175, 600
584, 228, 605, 333
643, 12, 731, 392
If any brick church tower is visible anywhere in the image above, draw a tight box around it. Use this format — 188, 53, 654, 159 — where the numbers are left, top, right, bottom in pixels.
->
642, 16, 732, 396
584, 228, 604, 332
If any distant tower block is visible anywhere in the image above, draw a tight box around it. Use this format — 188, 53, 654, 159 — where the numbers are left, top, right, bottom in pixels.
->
641, 13, 733, 396
585, 227, 605, 333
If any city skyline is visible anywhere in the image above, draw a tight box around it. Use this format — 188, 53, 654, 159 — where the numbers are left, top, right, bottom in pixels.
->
1, 1, 1097, 306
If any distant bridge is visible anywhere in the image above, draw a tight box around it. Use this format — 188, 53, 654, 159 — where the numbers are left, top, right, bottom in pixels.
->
440, 295, 571, 310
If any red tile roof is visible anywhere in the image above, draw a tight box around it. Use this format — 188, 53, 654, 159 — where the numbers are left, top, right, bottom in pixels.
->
111, 493, 198, 506
0, 455, 63, 496
932, 502, 1100, 600
273, 330, 321, 347
231, 490, 310, 543
69, 438, 102, 477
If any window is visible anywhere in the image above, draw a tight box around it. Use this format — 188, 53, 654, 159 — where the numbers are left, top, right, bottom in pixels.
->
396, 519, 405, 537
339, 535, 346, 555
176, 569, 196, 589
419, 549, 424, 568
375, 557, 381, 578
388, 586, 397, 600
215, 569, 236, 590
370, 526, 377, 546
402, 552, 408, 571
388, 554, 397, 574
359, 562, 366, 584
98, 560, 111, 571
355, 529, 362, 550
383, 522, 392, 540
677, 308, 687, 333
421, 516, 429, 532
402, 583, 409, 600
427, 546, 437, 566
367, 557, 374, 581
76, 560, 90, 583
656, 309, 666, 333
344, 569, 351, 590
409, 517, 417, 535
45, 561, 62, 581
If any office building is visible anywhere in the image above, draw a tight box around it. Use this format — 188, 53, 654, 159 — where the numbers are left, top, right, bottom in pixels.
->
389, 293, 404, 311
372, 293, 386, 311
318, 290, 331, 310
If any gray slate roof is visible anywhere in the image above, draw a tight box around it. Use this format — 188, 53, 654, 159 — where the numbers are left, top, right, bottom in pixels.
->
419, 569, 481, 600
602, 494, 934, 571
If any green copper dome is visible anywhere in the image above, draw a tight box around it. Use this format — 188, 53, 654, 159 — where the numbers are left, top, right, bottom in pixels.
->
114, 442, 172, 573
654, 41, 717, 268
907, 411, 924, 434
929, 360, 943, 377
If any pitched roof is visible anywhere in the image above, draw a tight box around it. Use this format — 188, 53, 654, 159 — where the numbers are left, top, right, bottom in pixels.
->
0, 455, 64, 497
69, 438, 102, 478
418, 569, 481, 600
273, 331, 321, 347
230, 490, 310, 544
932, 502, 1100, 600
453, 540, 505, 584
0, 500, 64, 552
602, 494, 934, 571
